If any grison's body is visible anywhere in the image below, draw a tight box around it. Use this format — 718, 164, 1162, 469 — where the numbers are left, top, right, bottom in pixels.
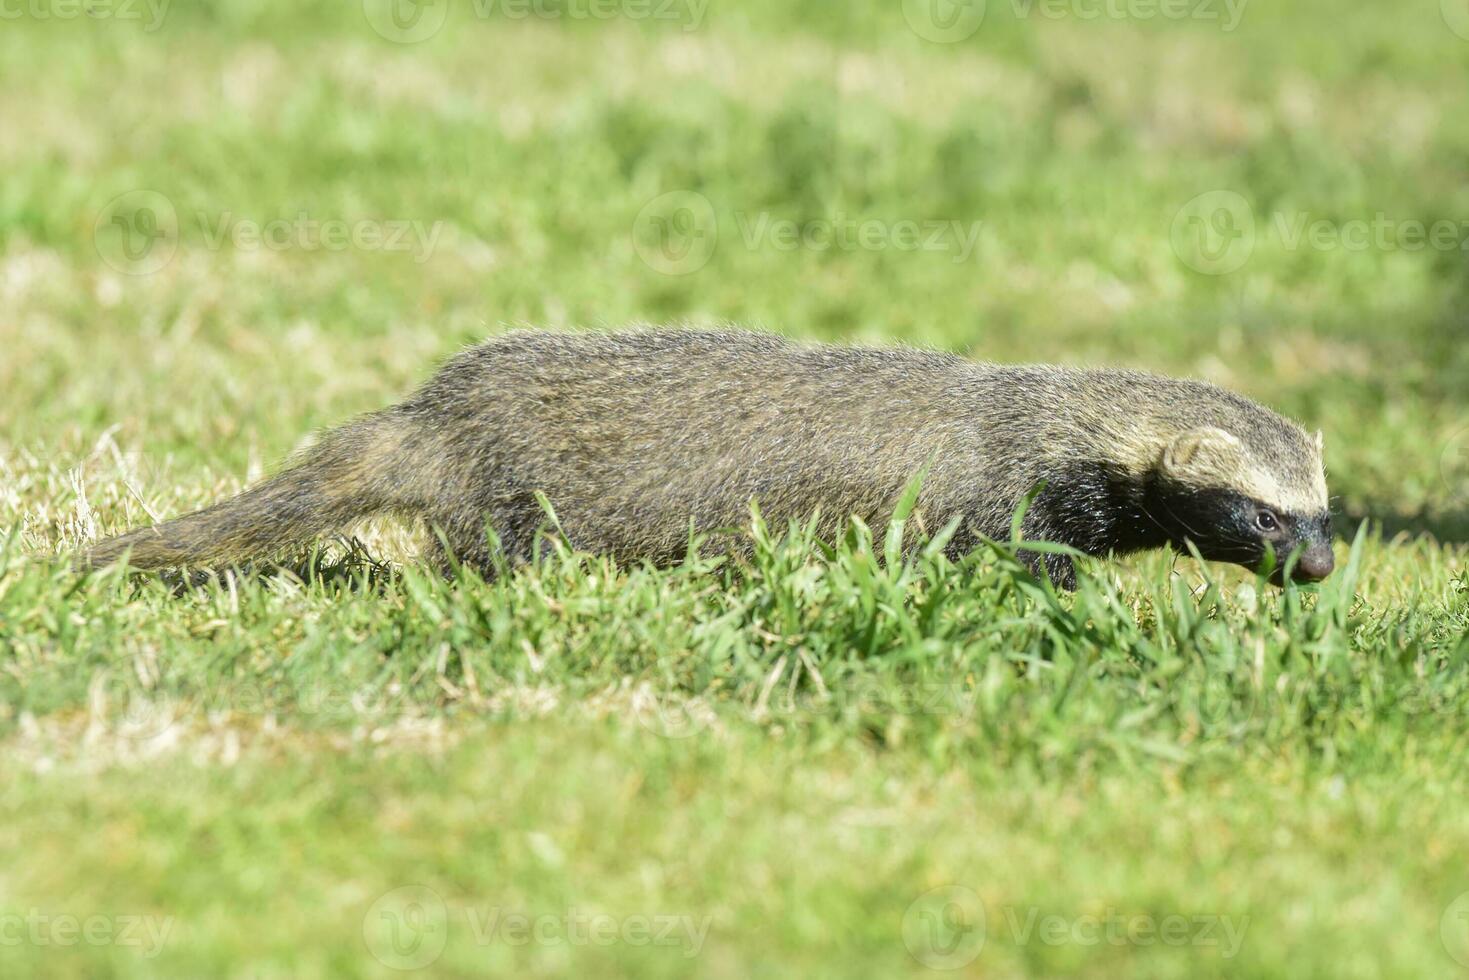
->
84, 329, 1335, 587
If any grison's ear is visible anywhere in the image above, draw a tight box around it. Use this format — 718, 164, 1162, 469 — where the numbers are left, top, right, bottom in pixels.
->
1162, 427, 1242, 477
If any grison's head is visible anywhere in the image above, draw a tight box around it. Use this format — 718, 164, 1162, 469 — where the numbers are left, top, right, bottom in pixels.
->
1151, 421, 1333, 584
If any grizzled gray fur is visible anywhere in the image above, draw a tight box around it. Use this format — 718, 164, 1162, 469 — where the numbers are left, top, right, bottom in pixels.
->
83, 329, 1335, 587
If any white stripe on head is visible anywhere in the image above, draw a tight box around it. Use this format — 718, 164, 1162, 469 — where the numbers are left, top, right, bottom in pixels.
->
1162, 427, 1328, 516
1231, 465, 1329, 516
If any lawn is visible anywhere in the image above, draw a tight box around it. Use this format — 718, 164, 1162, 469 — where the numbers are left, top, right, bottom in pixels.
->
2, 0, 1469, 976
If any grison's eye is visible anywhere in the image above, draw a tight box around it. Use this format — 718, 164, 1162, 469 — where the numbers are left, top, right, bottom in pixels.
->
1255, 510, 1280, 533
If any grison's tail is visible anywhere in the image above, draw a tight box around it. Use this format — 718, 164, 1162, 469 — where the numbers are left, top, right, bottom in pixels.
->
81, 412, 432, 572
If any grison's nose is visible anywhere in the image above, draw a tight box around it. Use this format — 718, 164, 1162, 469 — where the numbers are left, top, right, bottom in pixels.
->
1294, 544, 1335, 582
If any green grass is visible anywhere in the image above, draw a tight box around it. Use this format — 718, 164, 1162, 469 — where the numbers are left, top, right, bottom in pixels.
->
3, 1, 1469, 976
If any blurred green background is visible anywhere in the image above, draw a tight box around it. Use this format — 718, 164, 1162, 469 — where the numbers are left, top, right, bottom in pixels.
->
3, 1, 1469, 977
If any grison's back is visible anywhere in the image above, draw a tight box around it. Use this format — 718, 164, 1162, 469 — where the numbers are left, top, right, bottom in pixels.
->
405, 331, 1025, 543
